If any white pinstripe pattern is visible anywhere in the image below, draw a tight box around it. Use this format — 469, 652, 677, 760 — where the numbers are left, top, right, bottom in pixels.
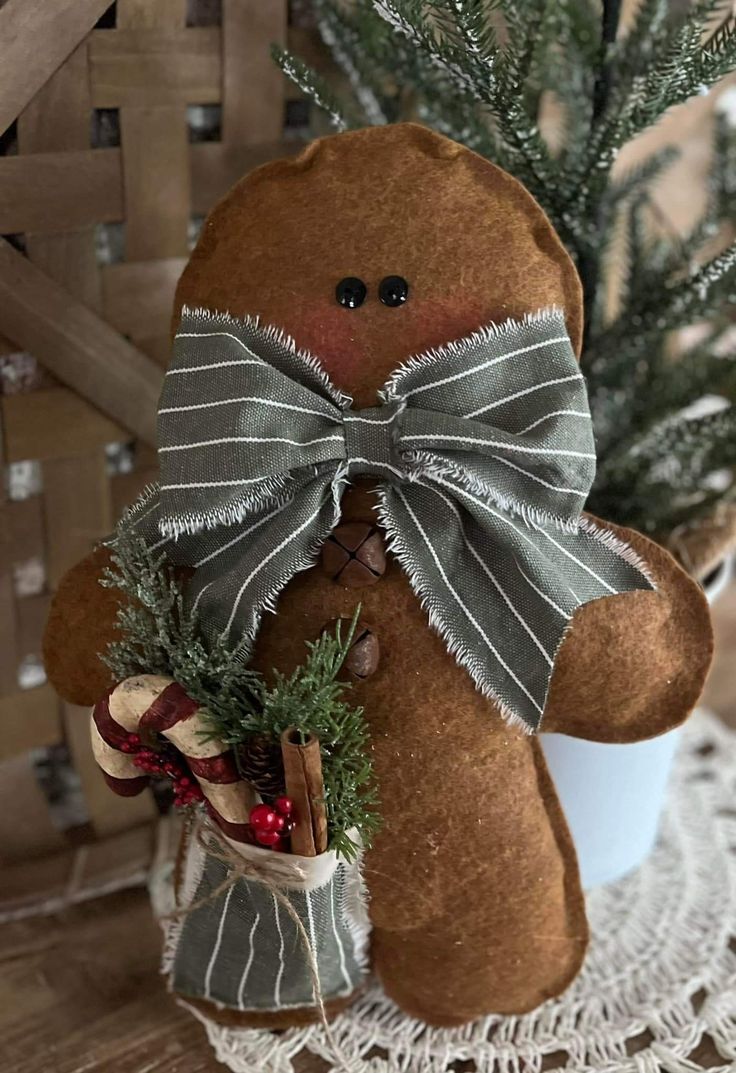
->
160, 434, 343, 453
395, 486, 544, 715
427, 484, 554, 665
222, 501, 327, 635
514, 561, 574, 618
330, 880, 352, 993
348, 458, 406, 480
517, 408, 591, 435
405, 335, 570, 397
193, 499, 294, 569
147, 307, 653, 732
491, 454, 587, 496
305, 890, 319, 982
236, 911, 261, 1010
529, 519, 618, 594
428, 474, 583, 593
463, 374, 584, 419
404, 432, 595, 459
203, 884, 234, 1000
272, 893, 285, 1008
167, 358, 264, 375
161, 475, 272, 491
170, 330, 265, 374
343, 413, 399, 425
160, 396, 333, 419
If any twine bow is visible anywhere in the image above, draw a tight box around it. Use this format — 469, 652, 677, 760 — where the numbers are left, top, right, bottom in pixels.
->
125, 305, 654, 732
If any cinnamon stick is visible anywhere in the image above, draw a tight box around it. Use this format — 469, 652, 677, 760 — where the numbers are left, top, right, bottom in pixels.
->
280, 728, 328, 856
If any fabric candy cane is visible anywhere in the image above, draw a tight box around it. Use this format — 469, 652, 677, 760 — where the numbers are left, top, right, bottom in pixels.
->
90, 674, 254, 841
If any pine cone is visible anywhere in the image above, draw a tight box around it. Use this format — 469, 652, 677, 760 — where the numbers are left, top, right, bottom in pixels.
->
238, 734, 285, 798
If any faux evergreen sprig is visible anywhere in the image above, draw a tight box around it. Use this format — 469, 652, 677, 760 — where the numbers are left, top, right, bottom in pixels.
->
277, 0, 736, 548
204, 611, 381, 863
101, 523, 380, 860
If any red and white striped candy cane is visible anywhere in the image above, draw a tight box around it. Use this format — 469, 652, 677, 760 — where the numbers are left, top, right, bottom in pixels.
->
91, 674, 255, 841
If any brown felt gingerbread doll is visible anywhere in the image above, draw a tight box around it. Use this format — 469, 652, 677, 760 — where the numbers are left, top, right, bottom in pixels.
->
44, 123, 713, 1028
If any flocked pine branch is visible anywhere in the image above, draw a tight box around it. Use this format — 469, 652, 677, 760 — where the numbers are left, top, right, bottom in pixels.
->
281, 0, 736, 547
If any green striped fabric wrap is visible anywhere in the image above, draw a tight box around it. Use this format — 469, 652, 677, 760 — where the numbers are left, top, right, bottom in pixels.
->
125, 305, 654, 732
164, 828, 369, 1012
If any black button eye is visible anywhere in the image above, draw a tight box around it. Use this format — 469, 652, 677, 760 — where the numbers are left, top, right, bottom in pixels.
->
379, 275, 409, 307
336, 277, 367, 309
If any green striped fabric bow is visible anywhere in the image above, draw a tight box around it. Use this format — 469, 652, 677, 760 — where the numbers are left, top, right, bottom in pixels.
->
127, 306, 654, 732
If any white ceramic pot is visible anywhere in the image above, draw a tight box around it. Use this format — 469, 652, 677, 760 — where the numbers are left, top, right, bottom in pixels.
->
541, 553, 733, 889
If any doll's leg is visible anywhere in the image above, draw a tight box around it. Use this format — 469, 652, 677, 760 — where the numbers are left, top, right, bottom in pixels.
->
365, 738, 588, 1025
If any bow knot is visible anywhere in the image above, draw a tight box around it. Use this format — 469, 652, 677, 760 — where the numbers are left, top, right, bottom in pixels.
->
136, 306, 655, 733
342, 401, 405, 480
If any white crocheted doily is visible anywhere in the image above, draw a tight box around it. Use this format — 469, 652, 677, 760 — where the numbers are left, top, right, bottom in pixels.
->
184, 710, 736, 1073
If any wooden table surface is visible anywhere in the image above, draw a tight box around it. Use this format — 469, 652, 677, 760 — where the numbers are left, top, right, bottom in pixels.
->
2, 585, 734, 1073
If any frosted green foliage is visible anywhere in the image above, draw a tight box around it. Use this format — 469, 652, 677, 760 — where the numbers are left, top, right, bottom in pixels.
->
275, 0, 736, 539
101, 527, 379, 860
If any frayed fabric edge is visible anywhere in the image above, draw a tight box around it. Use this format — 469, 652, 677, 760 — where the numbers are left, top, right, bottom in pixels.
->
381, 306, 568, 401
179, 304, 353, 410
579, 514, 657, 591
374, 486, 538, 737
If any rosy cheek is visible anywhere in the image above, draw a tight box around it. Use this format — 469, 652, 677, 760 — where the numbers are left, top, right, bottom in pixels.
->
287, 306, 369, 385
278, 295, 495, 396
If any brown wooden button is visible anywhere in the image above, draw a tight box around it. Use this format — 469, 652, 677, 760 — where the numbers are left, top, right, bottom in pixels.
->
320, 522, 386, 587
323, 619, 380, 680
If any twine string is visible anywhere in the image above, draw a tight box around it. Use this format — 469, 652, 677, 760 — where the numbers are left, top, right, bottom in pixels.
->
162, 820, 357, 1072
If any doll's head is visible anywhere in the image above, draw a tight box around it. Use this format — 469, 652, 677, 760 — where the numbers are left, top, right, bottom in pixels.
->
175, 123, 582, 406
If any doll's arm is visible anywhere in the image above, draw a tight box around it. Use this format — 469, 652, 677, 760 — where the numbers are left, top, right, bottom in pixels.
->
542, 520, 713, 743
43, 545, 121, 706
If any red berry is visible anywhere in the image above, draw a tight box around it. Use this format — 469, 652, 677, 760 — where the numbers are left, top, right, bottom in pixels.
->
273, 814, 285, 832
250, 804, 278, 831
274, 796, 293, 816
255, 829, 282, 847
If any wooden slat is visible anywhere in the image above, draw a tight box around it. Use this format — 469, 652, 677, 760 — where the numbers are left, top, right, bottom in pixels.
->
222, 0, 288, 144
0, 149, 124, 234
0, 140, 297, 235
120, 108, 191, 260
0, 407, 18, 697
43, 452, 112, 587
64, 702, 157, 837
102, 259, 186, 341
190, 138, 296, 214
17, 40, 91, 153
0, 685, 60, 761
18, 42, 102, 311
2, 390, 124, 463
0, 754, 66, 862
116, 0, 191, 262
0, 0, 111, 137
29, 228, 104, 313
6, 496, 45, 575
117, 0, 187, 27
89, 27, 221, 107
0, 572, 18, 698
0, 240, 162, 446
16, 593, 51, 669
0, 822, 153, 906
